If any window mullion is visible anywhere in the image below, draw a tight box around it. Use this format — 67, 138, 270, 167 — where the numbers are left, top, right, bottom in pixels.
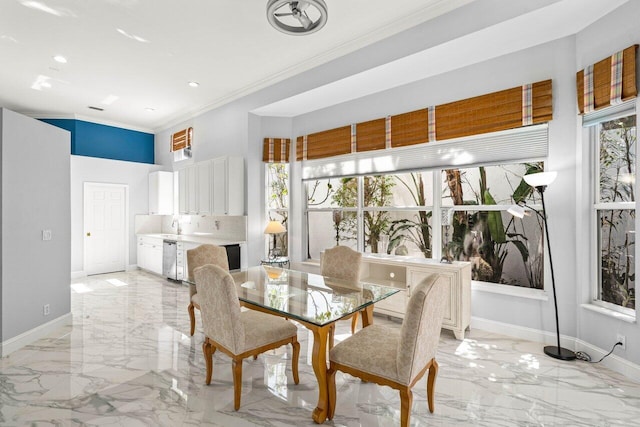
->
357, 176, 364, 252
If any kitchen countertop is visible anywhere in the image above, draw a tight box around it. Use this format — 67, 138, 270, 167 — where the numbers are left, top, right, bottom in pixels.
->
137, 233, 245, 246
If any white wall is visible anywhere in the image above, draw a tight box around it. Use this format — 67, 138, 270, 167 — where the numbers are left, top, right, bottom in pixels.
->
1, 109, 71, 340
70, 155, 162, 275
574, 0, 640, 366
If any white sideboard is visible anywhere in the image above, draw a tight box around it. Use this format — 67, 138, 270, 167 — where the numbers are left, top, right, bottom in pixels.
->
360, 254, 472, 340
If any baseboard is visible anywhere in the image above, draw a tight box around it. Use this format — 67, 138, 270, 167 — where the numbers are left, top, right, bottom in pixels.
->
126, 264, 138, 272
70, 270, 86, 279
471, 316, 640, 382
1, 313, 72, 357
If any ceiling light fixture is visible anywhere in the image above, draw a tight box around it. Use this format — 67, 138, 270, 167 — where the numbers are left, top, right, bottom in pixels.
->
53, 55, 67, 63
266, 0, 327, 35
188, 81, 199, 88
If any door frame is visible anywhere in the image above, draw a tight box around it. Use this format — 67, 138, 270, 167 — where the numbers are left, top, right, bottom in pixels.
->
83, 182, 130, 275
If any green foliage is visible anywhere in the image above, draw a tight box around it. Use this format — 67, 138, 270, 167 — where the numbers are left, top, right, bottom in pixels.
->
332, 176, 394, 252
387, 173, 432, 257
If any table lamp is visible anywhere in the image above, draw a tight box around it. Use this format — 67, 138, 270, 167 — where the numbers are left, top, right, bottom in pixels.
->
264, 220, 286, 259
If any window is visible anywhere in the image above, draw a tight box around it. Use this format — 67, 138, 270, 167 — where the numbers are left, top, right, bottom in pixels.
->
266, 163, 289, 257
304, 164, 545, 289
594, 114, 636, 312
305, 173, 436, 259
441, 163, 545, 288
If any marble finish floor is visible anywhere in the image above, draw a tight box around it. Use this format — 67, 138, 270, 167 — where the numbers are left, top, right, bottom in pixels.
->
0, 270, 639, 426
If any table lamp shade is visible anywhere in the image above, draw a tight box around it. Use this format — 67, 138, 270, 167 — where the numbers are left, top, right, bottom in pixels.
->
264, 220, 286, 235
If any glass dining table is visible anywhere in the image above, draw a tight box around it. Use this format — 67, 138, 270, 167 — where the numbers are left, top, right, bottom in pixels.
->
190, 265, 400, 424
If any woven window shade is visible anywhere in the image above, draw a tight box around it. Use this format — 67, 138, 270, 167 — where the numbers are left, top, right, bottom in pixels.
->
576, 45, 638, 114
171, 127, 192, 152
262, 138, 291, 163
436, 80, 552, 140
390, 109, 429, 148
356, 118, 386, 152
295, 79, 552, 161
296, 126, 351, 160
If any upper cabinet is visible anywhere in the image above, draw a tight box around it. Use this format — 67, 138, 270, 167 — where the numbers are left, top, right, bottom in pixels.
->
177, 156, 244, 216
148, 171, 174, 215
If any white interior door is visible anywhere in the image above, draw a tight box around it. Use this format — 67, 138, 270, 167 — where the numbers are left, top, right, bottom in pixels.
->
84, 183, 127, 275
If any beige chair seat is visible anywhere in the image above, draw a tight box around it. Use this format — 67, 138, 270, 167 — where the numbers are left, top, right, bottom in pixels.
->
329, 324, 400, 383
241, 310, 297, 352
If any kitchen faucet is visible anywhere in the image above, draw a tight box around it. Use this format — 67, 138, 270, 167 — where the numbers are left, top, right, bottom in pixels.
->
172, 217, 182, 235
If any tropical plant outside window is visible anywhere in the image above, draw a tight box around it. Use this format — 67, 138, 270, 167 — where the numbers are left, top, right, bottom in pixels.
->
266, 163, 289, 256
301, 162, 546, 289
441, 163, 545, 288
595, 114, 636, 311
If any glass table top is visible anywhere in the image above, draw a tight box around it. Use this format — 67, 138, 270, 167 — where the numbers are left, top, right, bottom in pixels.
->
188, 265, 400, 327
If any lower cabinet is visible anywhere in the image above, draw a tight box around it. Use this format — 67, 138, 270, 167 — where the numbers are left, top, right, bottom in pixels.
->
361, 255, 472, 340
137, 236, 163, 275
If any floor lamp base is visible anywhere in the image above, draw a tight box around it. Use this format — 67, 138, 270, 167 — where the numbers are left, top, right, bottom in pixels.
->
544, 345, 576, 361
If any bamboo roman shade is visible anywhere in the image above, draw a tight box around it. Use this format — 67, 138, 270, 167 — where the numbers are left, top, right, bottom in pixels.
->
576, 45, 638, 114
296, 79, 553, 161
171, 127, 193, 152
262, 138, 291, 163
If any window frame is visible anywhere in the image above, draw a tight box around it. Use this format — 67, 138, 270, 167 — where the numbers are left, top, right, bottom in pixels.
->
589, 112, 637, 317
265, 163, 290, 258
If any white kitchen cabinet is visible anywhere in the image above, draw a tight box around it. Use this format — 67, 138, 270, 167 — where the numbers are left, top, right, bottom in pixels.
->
149, 171, 174, 215
212, 156, 244, 215
178, 168, 188, 215
137, 236, 163, 275
177, 156, 244, 216
360, 254, 471, 340
196, 160, 212, 215
186, 165, 198, 214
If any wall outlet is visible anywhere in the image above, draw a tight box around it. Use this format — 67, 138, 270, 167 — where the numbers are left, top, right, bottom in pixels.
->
43, 304, 50, 316
617, 333, 626, 350
42, 229, 52, 241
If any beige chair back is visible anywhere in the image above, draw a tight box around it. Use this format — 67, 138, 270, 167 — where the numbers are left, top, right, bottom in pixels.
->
194, 264, 244, 354
321, 246, 362, 284
187, 244, 229, 297
396, 274, 447, 384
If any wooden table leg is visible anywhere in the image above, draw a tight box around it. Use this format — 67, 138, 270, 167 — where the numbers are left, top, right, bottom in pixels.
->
361, 305, 375, 327
309, 324, 331, 424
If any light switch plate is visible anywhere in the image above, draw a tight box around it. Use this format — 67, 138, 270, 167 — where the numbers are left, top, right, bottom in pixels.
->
42, 230, 52, 241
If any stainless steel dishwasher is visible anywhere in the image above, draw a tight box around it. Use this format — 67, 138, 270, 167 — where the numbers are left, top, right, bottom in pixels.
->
162, 240, 178, 280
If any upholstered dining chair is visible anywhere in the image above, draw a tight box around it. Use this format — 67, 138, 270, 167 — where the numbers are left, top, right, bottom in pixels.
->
321, 246, 363, 346
187, 244, 229, 336
194, 264, 300, 410
327, 274, 448, 427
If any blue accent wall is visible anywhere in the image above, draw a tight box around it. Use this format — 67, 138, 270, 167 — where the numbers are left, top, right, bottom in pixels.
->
40, 119, 154, 164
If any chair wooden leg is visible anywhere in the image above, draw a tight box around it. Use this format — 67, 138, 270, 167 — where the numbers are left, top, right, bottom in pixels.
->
232, 358, 243, 411
427, 358, 438, 413
291, 339, 300, 385
399, 387, 413, 427
188, 302, 196, 336
329, 324, 335, 350
253, 355, 258, 360
350, 312, 359, 334
202, 337, 215, 385
327, 363, 337, 420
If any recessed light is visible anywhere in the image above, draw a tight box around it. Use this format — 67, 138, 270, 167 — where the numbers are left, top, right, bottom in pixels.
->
53, 55, 67, 63
188, 81, 199, 88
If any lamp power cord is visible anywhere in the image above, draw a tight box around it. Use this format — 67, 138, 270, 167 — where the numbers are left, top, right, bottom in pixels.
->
575, 341, 623, 363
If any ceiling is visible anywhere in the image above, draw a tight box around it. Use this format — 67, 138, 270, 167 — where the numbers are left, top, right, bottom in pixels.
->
0, 0, 628, 133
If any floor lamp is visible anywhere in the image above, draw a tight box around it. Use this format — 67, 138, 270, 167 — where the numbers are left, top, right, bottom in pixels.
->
508, 171, 576, 361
